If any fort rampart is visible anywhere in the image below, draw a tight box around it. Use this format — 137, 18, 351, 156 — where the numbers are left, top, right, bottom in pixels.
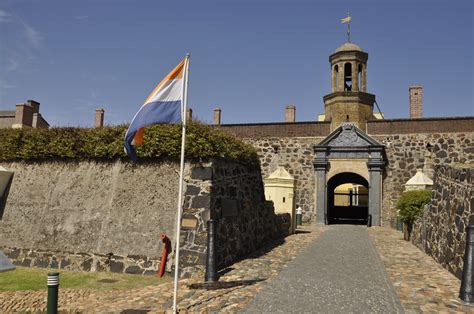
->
218, 117, 474, 226
411, 164, 473, 278
0, 160, 288, 276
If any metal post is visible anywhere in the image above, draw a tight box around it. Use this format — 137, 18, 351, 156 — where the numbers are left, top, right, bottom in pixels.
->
205, 219, 218, 282
296, 207, 303, 226
367, 214, 372, 228
47, 272, 59, 314
460, 225, 474, 303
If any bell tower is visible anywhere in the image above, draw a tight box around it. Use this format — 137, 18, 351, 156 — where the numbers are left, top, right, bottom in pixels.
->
323, 42, 376, 131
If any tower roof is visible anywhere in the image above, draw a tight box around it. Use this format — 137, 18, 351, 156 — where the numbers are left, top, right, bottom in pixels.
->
335, 42, 363, 53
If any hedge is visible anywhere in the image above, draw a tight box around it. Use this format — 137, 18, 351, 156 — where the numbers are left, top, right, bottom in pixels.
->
396, 190, 432, 224
0, 123, 259, 166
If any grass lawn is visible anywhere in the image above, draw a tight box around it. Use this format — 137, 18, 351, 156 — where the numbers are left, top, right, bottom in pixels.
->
0, 267, 171, 291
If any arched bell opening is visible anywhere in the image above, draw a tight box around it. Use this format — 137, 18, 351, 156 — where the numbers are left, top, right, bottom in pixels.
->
344, 62, 352, 91
327, 172, 368, 225
332, 64, 339, 92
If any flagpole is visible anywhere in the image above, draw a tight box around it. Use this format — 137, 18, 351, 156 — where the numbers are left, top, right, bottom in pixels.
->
172, 54, 190, 314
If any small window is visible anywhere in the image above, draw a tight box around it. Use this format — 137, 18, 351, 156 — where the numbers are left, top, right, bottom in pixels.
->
283, 197, 286, 203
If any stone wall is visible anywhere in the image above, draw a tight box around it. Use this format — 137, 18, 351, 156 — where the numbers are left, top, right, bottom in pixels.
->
179, 160, 290, 277
367, 117, 474, 135
218, 119, 474, 226
0, 161, 182, 274
218, 121, 330, 138
212, 129, 474, 226
411, 165, 473, 278
373, 132, 474, 226
1, 247, 160, 275
245, 137, 325, 222
0, 159, 290, 276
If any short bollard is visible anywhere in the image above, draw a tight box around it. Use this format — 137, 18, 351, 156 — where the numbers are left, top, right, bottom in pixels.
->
460, 225, 474, 303
205, 219, 218, 282
47, 272, 59, 314
296, 206, 303, 226
367, 214, 372, 228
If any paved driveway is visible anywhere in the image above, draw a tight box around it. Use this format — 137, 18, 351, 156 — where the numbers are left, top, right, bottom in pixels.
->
244, 225, 403, 313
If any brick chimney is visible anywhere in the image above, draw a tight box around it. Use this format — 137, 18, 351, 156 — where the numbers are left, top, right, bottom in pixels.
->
285, 105, 296, 123
409, 85, 423, 118
213, 108, 221, 125
186, 108, 193, 122
27, 100, 40, 113
94, 108, 105, 128
13, 102, 36, 128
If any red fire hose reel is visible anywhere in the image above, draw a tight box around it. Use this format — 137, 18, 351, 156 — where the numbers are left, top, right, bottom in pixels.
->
158, 233, 171, 278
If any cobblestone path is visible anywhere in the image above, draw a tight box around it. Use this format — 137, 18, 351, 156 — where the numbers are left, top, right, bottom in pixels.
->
2, 225, 474, 313
369, 227, 474, 313
0, 225, 326, 312
244, 225, 403, 313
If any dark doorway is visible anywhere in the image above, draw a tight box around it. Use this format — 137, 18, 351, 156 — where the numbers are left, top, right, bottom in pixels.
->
327, 172, 368, 225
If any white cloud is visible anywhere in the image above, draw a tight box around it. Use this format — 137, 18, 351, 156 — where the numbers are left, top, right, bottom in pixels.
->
22, 22, 43, 48
6, 59, 19, 72
75, 15, 89, 20
0, 9, 10, 23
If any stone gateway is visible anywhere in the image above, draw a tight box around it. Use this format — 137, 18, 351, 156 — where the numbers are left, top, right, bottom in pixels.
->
218, 41, 474, 227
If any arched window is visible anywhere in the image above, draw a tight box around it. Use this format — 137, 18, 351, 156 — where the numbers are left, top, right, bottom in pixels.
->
344, 62, 352, 91
358, 64, 363, 91
334, 65, 339, 91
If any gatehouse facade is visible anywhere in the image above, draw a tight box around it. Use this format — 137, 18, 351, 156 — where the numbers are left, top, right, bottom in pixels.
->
218, 41, 474, 227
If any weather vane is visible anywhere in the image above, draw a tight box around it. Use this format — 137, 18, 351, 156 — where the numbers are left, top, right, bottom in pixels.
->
341, 13, 352, 43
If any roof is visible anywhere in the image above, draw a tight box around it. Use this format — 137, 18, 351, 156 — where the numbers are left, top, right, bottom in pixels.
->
0, 110, 15, 117
405, 169, 433, 186
335, 42, 363, 53
267, 166, 294, 180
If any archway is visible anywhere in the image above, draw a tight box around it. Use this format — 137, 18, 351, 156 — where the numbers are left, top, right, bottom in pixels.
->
327, 172, 368, 225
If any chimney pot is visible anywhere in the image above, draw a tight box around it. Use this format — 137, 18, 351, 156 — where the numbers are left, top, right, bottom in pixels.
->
94, 108, 105, 128
213, 108, 221, 125
186, 108, 193, 122
285, 105, 296, 123
409, 85, 423, 118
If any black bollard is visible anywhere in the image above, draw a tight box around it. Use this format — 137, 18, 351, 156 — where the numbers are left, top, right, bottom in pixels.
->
367, 214, 372, 228
460, 225, 474, 303
47, 272, 59, 314
205, 219, 218, 282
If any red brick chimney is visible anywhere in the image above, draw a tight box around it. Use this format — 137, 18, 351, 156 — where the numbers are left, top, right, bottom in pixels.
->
409, 85, 423, 118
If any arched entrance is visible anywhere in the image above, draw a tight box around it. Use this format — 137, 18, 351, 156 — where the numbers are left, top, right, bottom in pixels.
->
327, 173, 368, 225
313, 123, 386, 226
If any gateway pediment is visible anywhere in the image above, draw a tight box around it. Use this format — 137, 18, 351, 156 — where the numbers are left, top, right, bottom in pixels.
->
318, 123, 382, 148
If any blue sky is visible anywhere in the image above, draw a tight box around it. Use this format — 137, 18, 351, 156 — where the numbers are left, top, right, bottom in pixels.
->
0, 0, 472, 127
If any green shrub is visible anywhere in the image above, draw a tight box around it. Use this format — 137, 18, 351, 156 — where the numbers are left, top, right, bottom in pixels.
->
396, 190, 431, 223
0, 123, 259, 166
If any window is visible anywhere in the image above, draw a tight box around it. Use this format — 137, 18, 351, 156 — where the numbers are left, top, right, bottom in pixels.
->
344, 62, 352, 91
358, 64, 362, 91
